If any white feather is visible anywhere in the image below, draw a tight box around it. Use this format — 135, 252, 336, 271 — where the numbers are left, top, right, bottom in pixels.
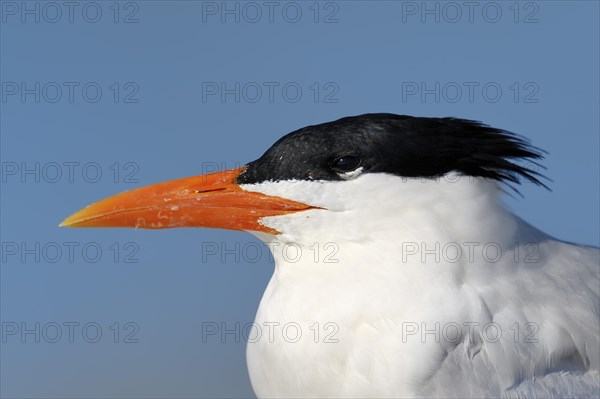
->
240, 173, 599, 398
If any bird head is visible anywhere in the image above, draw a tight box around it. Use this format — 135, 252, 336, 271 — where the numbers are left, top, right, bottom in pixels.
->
60, 113, 547, 243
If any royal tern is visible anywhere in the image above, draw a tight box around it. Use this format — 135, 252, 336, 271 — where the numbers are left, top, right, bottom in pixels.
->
61, 113, 599, 398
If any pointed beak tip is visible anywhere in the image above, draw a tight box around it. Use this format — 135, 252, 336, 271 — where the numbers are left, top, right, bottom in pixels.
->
59, 205, 94, 228
58, 213, 79, 228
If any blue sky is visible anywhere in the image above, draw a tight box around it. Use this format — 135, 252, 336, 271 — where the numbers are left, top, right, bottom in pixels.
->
1, 1, 599, 397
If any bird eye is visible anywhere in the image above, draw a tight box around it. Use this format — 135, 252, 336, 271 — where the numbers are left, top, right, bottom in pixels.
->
331, 155, 362, 172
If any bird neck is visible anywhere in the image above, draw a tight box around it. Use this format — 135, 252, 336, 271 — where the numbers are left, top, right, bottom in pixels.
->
252, 174, 525, 260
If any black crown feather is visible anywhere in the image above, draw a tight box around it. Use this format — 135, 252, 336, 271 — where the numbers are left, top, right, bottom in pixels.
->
237, 113, 550, 195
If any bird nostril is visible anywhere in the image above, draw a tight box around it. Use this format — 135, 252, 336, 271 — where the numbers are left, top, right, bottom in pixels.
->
194, 187, 228, 194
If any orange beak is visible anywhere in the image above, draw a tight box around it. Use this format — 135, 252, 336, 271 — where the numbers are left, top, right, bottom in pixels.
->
59, 167, 315, 234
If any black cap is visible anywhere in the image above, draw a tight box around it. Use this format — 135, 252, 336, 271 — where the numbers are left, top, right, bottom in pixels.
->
237, 113, 548, 191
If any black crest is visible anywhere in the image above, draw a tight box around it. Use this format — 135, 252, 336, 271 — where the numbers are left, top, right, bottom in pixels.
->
237, 113, 548, 192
